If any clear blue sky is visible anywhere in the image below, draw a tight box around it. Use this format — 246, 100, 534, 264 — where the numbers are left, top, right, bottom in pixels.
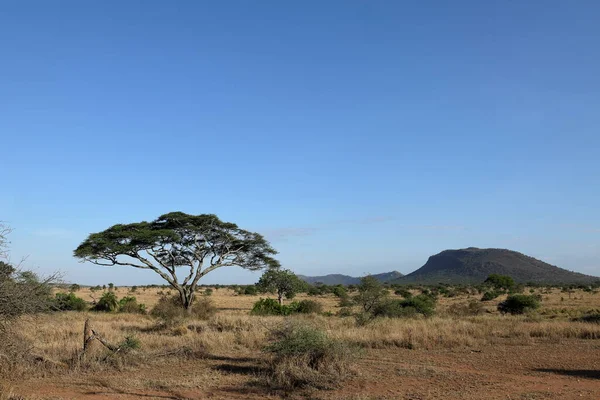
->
1, 1, 599, 285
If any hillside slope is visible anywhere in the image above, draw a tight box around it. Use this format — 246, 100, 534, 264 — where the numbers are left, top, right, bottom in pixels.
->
396, 248, 598, 285
299, 271, 403, 285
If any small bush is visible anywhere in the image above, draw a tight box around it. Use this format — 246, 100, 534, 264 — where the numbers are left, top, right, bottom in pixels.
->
574, 313, 600, 324
244, 285, 258, 295
332, 286, 347, 298
118, 336, 141, 352
372, 294, 436, 318
203, 288, 213, 296
251, 298, 285, 316
394, 288, 412, 298
498, 294, 541, 315
293, 300, 323, 314
118, 296, 146, 314
53, 292, 88, 311
93, 291, 119, 312
481, 290, 502, 302
337, 307, 353, 317
150, 295, 216, 326
263, 322, 358, 390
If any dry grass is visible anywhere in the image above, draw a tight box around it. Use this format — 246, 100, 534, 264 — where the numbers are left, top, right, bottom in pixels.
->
4, 286, 599, 398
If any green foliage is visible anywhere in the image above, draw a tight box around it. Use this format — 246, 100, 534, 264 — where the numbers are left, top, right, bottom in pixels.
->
118, 336, 141, 352
394, 288, 412, 298
251, 298, 285, 315
118, 296, 146, 314
484, 274, 515, 290
372, 294, 436, 318
74, 213, 280, 312
497, 294, 541, 315
130, 285, 137, 292
256, 269, 306, 304
53, 292, 87, 311
250, 298, 323, 316
93, 291, 119, 312
69, 284, 80, 292
243, 285, 258, 295
481, 290, 502, 301
332, 285, 347, 298
353, 276, 388, 313
203, 288, 213, 296
108, 283, 114, 290
293, 300, 323, 314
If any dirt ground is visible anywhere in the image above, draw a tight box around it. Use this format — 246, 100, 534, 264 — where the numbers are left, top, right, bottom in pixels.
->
5, 287, 600, 400
12, 339, 600, 400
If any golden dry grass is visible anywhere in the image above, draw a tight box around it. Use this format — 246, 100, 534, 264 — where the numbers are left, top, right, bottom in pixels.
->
4, 286, 600, 399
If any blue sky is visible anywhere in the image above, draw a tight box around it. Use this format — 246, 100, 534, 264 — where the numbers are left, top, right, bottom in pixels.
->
1, 1, 599, 285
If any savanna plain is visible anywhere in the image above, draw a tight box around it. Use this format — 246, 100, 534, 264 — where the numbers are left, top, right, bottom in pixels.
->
2, 285, 600, 400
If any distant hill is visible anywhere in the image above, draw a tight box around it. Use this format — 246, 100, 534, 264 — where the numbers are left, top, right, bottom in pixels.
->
299, 271, 403, 286
394, 247, 598, 285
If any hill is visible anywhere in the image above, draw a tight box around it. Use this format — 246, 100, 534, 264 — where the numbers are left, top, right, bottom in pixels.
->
299, 271, 403, 285
395, 247, 598, 285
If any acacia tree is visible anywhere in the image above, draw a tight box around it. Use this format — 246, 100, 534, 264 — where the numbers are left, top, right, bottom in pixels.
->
256, 269, 306, 305
74, 212, 280, 312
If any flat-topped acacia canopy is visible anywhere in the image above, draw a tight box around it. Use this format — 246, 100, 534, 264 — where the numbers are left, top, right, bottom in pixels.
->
74, 212, 280, 311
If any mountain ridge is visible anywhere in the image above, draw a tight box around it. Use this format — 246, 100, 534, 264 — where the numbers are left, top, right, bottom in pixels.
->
393, 247, 598, 285
298, 271, 403, 285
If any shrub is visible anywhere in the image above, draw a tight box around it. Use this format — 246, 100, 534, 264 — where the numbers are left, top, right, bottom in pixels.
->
481, 290, 502, 302
53, 292, 87, 311
394, 288, 412, 298
118, 336, 141, 352
263, 322, 358, 390
332, 286, 347, 298
574, 313, 600, 324
484, 274, 515, 290
203, 288, 213, 296
447, 300, 485, 317
337, 307, 353, 317
293, 300, 323, 314
244, 285, 258, 295
118, 296, 146, 314
372, 294, 436, 318
251, 298, 285, 316
69, 284, 80, 292
93, 291, 119, 312
353, 276, 388, 313
498, 294, 541, 315
150, 294, 216, 325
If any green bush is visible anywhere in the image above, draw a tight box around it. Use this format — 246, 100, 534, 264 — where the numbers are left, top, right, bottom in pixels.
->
251, 298, 286, 315
263, 322, 358, 389
498, 294, 541, 315
481, 290, 502, 302
332, 286, 347, 298
118, 296, 146, 314
93, 291, 119, 312
203, 288, 213, 296
293, 300, 323, 314
372, 294, 436, 318
53, 292, 87, 311
244, 285, 258, 295
394, 288, 412, 298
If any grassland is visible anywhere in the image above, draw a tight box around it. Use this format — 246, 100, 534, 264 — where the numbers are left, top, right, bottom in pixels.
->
2, 286, 600, 399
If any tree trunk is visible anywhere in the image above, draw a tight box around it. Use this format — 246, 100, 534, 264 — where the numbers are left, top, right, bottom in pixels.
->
278, 292, 283, 306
